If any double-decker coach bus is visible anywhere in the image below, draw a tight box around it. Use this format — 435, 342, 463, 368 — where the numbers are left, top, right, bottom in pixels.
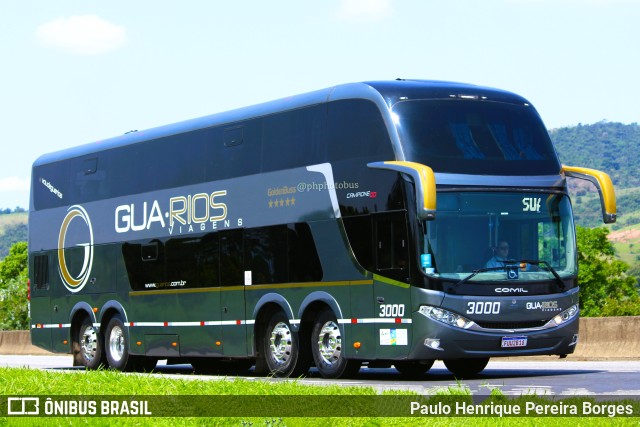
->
29, 80, 616, 378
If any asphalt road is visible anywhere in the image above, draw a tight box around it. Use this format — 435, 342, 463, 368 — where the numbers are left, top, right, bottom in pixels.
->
2, 355, 640, 397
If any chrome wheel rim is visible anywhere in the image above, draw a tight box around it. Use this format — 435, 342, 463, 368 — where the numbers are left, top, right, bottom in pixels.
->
317, 321, 341, 367
80, 325, 98, 363
108, 325, 125, 363
268, 321, 292, 366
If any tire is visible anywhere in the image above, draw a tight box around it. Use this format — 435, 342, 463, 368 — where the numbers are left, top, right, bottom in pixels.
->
104, 315, 134, 371
311, 309, 360, 379
394, 360, 435, 376
263, 311, 308, 377
444, 358, 489, 377
73, 317, 104, 370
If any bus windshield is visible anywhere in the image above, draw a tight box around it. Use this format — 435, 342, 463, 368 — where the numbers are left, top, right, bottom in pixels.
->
393, 99, 560, 176
419, 192, 577, 282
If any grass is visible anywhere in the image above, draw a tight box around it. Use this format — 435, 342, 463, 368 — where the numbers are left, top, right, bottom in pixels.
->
1, 367, 639, 426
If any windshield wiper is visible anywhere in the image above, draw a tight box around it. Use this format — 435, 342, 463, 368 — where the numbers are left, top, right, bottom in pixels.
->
452, 259, 565, 291
521, 259, 565, 290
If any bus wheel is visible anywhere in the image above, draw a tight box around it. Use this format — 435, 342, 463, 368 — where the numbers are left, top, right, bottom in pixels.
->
311, 309, 360, 379
444, 358, 489, 377
264, 312, 306, 377
394, 360, 435, 376
105, 315, 132, 371
75, 317, 104, 370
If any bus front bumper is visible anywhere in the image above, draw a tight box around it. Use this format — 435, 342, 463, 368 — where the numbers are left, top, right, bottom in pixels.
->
407, 313, 579, 360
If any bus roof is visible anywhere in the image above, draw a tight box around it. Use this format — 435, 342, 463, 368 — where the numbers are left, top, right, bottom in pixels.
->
33, 79, 531, 167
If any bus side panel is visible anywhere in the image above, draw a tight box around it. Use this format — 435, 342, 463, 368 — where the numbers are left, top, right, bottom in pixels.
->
349, 282, 375, 359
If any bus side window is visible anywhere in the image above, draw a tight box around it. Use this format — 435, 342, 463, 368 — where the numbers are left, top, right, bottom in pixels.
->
374, 213, 409, 279
288, 223, 323, 282
220, 229, 244, 286
326, 99, 394, 162
244, 226, 288, 285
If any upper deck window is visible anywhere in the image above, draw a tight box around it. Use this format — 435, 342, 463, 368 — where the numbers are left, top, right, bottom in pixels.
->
393, 100, 560, 175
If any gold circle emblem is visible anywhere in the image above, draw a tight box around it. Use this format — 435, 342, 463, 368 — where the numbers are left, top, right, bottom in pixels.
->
57, 205, 94, 293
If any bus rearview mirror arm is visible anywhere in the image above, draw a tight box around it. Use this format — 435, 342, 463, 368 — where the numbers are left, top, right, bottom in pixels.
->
562, 165, 617, 224
367, 161, 436, 221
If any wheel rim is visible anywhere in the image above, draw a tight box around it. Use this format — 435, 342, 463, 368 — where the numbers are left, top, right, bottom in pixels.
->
317, 321, 341, 367
80, 325, 98, 363
268, 321, 292, 366
108, 325, 126, 363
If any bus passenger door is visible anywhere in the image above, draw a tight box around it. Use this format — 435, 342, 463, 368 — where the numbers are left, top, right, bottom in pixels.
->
372, 212, 411, 359
219, 229, 247, 356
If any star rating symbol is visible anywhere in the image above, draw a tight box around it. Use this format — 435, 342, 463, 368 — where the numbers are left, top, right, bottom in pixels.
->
268, 198, 296, 208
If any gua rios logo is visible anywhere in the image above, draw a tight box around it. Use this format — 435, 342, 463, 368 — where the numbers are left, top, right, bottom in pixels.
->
58, 205, 94, 293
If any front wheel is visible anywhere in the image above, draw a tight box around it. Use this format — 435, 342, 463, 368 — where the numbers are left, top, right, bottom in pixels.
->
311, 309, 360, 379
444, 358, 489, 378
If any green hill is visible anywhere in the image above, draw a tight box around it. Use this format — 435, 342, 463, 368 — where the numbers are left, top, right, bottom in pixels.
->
551, 121, 640, 228
0, 211, 27, 259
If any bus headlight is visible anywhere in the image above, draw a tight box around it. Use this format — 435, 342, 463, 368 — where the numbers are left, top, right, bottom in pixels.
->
552, 304, 579, 326
418, 305, 475, 329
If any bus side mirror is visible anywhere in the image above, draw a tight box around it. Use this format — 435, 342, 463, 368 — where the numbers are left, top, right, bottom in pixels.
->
367, 161, 436, 221
562, 165, 617, 224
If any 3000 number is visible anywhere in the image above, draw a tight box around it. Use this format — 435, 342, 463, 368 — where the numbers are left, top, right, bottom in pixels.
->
379, 304, 405, 318
466, 301, 500, 315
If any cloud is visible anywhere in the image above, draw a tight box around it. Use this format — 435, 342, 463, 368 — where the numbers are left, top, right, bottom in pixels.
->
335, 0, 393, 22
0, 176, 29, 192
36, 15, 127, 55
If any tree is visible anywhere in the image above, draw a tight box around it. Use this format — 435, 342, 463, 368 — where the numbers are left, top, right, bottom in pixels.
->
0, 241, 29, 330
576, 226, 640, 316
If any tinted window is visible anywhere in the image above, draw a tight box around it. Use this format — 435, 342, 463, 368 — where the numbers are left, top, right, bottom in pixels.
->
287, 223, 323, 282
342, 215, 372, 270
394, 100, 560, 175
210, 121, 262, 181
326, 99, 394, 161
124, 223, 322, 290
220, 229, 244, 286
244, 226, 288, 284
262, 106, 324, 171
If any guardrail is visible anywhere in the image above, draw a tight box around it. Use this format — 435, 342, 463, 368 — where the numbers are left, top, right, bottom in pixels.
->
1, 317, 638, 359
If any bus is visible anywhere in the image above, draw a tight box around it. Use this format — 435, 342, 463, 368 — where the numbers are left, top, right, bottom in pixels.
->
28, 80, 616, 378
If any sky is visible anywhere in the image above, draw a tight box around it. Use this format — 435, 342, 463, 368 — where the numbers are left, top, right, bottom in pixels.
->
1, 0, 639, 210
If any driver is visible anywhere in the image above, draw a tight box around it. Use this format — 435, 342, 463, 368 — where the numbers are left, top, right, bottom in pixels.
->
486, 241, 510, 269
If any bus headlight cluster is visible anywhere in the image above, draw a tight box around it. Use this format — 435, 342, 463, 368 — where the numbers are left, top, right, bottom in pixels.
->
552, 304, 579, 326
418, 305, 475, 329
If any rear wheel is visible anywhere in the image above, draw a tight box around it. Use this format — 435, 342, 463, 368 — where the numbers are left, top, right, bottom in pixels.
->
263, 311, 309, 377
74, 317, 104, 370
105, 315, 134, 371
311, 309, 360, 379
444, 358, 489, 377
394, 360, 435, 376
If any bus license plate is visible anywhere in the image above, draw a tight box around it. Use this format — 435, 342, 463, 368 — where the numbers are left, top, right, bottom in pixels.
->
501, 336, 527, 348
